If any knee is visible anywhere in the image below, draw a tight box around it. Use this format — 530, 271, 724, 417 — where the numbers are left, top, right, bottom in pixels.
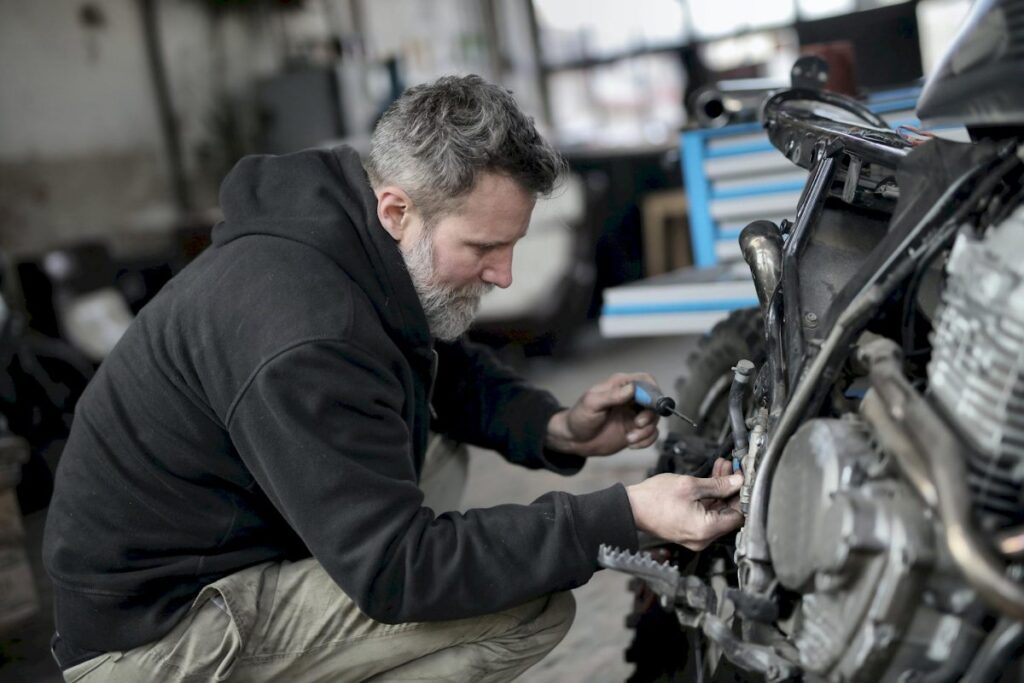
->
548, 591, 576, 630
535, 591, 576, 646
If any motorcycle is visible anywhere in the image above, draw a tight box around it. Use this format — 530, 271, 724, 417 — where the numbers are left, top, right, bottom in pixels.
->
601, 0, 1024, 680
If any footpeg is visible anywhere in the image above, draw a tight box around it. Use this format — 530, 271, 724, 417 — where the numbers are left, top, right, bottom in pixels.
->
598, 545, 715, 617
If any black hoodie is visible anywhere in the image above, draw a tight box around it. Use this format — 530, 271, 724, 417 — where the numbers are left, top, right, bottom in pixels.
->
42, 146, 638, 668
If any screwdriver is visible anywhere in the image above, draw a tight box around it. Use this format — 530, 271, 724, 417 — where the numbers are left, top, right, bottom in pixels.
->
632, 381, 697, 427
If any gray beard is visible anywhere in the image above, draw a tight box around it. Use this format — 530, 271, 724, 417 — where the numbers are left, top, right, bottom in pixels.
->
401, 232, 493, 341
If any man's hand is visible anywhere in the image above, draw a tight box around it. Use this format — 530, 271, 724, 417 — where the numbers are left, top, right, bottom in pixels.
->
626, 463, 744, 551
545, 372, 661, 457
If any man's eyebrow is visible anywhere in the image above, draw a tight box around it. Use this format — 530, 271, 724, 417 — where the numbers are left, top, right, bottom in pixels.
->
467, 238, 515, 249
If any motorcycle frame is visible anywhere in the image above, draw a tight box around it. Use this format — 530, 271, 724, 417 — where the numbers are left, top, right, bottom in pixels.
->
737, 88, 1023, 603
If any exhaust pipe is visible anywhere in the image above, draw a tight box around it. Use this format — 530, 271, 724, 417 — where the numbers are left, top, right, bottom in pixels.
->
859, 337, 1024, 622
739, 220, 784, 314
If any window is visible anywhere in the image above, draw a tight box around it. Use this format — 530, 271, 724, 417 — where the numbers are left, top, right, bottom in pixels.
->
535, 0, 688, 66
688, 0, 796, 38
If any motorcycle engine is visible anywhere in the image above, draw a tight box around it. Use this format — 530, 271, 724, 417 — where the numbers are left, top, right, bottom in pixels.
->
761, 206, 1024, 681
929, 204, 1024, 528
765, 417, 954, 681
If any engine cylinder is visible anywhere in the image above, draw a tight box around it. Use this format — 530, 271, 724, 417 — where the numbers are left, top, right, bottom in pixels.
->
928, 205, 1024, 526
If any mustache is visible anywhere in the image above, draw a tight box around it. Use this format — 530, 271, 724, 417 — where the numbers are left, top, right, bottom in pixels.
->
452, 282, 493, 301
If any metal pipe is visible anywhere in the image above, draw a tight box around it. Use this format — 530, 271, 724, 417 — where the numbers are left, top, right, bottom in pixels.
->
962, 619, 1024, 683
860, 392, 937, 509
739, 221, 783, 315
739, 219, 787, 427
919, 621, 986, 683
764, 290, 787, 430
729, 360, 755, 467
692, 80, 785, 129
860, 337, 1024, 622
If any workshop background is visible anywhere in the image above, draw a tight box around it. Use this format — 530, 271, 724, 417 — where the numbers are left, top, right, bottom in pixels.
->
0, 0, 971, 681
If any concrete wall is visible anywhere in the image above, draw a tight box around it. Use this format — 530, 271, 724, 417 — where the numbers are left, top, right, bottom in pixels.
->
0, 0, 173, 254
0, 0, 292, 256
0, 0, 539, 256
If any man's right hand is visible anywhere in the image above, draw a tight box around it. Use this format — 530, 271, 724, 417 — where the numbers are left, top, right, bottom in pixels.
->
625, 464, 744, 551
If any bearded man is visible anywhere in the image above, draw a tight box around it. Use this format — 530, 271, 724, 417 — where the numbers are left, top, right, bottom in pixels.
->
43, 75, 743, 682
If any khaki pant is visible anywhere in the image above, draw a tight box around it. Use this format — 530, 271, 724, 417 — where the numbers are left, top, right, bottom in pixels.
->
63, 436, 575, 682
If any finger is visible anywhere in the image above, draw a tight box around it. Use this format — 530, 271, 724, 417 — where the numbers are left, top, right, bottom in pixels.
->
689, 473, 743, 500
633, 409, 658, 428
587, 372, 660, 412
626, 423, 658, 447
712, 457, 732, 478
629, 429, 659, 450
583, 380, 637, 413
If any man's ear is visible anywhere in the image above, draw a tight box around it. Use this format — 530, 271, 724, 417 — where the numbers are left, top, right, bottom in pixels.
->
375, 186, 412, 241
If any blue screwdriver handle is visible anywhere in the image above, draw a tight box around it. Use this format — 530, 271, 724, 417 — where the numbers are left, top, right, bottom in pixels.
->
632, 381, 698, 427
633, 381, 657, 408
633, 381, 670, 414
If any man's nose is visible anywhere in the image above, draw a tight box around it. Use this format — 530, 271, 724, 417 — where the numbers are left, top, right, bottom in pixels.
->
481, 252, 513, 289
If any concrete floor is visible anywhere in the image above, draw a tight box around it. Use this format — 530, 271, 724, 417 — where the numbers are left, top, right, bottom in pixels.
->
0, 327, 696, 683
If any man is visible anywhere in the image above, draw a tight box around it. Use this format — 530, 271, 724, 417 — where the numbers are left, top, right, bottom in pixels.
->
43, 75, 743, 681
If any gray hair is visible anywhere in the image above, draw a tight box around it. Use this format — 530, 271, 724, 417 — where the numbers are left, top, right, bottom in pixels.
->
364, 75, 567, 225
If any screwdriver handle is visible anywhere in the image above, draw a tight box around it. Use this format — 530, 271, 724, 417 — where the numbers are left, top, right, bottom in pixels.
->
632, 381, 673, 416
633, 381, 698, 427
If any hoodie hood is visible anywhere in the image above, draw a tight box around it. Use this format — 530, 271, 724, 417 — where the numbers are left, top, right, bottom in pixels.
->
212, 145, 430, 352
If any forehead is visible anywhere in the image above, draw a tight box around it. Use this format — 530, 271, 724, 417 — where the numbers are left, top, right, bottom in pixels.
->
439, 173, 535, 241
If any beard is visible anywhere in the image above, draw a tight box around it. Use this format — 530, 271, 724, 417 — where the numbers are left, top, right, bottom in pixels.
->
401, 231, 493, 342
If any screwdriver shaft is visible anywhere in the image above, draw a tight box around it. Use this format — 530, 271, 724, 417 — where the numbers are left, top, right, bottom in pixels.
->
633, 381, 698, 428
668, 407, 698, 428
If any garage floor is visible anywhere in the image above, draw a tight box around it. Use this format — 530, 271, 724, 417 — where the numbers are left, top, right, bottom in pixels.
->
0, 327, 696, 683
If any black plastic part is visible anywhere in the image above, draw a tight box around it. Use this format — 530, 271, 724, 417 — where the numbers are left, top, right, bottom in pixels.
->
790, 55, 828, 90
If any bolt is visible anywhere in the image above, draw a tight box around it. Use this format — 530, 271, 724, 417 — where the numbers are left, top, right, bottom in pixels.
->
803, 311, 819, 328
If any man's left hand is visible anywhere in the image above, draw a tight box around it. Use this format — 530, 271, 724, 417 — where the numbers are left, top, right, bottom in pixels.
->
545, 373, 660, 457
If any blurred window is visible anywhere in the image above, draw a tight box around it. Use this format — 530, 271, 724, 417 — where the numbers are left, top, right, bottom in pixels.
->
797, 0, 856, 20
535, 0, 688, 66
548, 55, 686, 146
688, 0, 796, 39
700, 29, 799, 78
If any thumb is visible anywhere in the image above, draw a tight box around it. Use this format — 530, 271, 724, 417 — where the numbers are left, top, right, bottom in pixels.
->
691, 473, 743, 500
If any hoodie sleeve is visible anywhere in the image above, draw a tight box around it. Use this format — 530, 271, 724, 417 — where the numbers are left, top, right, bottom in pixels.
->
226, 339, 638, 624
430, 338, 586, 473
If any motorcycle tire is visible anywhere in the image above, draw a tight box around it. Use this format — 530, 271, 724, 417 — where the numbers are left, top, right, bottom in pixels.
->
672, 307, 765, 439
624, 307, 764, 683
